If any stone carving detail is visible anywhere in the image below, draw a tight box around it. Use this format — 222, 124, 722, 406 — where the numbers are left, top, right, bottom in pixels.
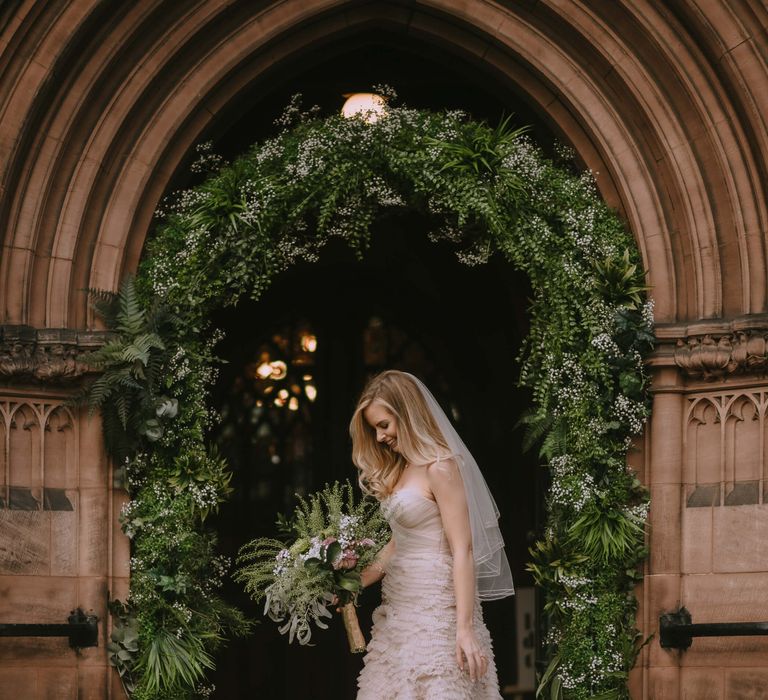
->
0, 325, 108, 382
674, 330, 768, 379
685, 390, 767, 507
1, 398, 77, 575
1, 399, 76, 512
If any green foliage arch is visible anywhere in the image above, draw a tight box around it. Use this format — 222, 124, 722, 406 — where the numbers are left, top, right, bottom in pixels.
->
86, 97, 654, 699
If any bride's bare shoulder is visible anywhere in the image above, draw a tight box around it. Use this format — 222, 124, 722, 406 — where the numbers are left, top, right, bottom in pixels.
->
425, 456, 460, 482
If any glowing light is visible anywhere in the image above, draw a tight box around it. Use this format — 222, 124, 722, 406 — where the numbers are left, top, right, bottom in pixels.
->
288, 397, 299, 411
305, 384, 317, 402
256, 362, 273, 379
270, 360, 288, 379
300, 333, 318, 353
277, 389, 289, 400
341, 93, 387, 123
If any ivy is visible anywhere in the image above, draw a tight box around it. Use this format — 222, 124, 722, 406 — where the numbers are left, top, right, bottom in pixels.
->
83, 94, 653, 698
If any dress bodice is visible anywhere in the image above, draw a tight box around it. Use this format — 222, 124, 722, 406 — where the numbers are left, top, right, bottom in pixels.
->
381, 489, 450, 560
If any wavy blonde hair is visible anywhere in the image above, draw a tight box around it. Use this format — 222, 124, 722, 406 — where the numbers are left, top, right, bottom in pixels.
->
349, 370, 450, 500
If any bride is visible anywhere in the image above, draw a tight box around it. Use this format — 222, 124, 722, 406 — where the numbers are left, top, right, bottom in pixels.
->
348, 370, 514, 699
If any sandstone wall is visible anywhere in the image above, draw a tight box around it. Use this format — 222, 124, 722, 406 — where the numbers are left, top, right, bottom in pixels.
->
1, 1, 768, 697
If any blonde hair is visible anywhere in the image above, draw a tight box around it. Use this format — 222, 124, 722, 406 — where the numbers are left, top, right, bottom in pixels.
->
349, 370, 450, 500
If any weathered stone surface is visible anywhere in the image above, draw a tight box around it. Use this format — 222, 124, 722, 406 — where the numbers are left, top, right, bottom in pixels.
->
647, 667, 680, 700
0, 667, 36, 698
648, 574, 683, 668
681, 573, 768, 667
39, 667, 77, 699
682, 505, 712, 573
77, 488, 108, 577
680, 667, 724, 699
725, 669, 768, 699
51, 507, 78, 577
78, 666, 109, 700
712, 505, 768, 573
0, 511, 51, 575
650, 483, 682, 574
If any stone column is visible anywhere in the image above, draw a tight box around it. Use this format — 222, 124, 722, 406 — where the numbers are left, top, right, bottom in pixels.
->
0, 327, 128, 699
634, 321, 768, 699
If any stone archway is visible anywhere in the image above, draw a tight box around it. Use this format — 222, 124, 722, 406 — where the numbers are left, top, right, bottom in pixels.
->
2, 2, 768, 698
2, 1, 767, 330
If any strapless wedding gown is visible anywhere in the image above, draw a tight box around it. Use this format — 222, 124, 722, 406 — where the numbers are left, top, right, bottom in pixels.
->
357, 488, 502, 699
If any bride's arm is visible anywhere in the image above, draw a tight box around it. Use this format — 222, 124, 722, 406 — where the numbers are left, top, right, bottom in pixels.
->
427, 458, 488, 682
361, 537, 395, 589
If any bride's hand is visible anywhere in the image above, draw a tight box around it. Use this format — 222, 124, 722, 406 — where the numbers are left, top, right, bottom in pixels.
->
456, 628, 488, 682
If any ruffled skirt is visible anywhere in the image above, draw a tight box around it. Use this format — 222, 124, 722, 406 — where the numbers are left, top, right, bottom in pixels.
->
357, 548, 502, 699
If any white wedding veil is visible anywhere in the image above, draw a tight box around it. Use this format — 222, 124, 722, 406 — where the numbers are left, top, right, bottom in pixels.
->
405, 372, 515, 601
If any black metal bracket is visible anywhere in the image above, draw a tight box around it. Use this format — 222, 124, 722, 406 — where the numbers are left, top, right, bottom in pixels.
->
0, 608, 98, 648
660, 607, 768, 650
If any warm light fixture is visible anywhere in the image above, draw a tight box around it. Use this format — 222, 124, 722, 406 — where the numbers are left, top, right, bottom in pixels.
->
341, 93, 387, 123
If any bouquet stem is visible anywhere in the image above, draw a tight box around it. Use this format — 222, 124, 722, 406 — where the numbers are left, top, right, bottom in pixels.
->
341, 602, 366, 653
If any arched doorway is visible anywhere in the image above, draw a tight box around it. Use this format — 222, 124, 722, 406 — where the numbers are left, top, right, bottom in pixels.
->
158, 30, 560, 699
206, 213, 539, 698
2, 3, 768, 699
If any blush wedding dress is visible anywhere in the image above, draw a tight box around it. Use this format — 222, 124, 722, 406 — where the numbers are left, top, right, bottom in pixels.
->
356, 488, 503, 699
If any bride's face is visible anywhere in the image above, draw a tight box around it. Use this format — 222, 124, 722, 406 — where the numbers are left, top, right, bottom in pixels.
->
364, 401, 399, 452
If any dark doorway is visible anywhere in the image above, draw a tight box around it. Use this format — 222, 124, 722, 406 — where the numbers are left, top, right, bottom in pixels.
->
205, 209, 540, 699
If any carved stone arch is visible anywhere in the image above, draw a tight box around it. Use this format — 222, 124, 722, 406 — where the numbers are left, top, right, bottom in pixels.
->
723, 393, 761, 495
7, 402, 44, 507
724, 392, 760, 423
1, 1, 767, 331
685, 396, 722, 490
687, 395, 722, 426
43, 404, 77, 491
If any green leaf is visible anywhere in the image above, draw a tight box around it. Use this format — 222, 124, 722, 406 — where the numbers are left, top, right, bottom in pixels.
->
336, 576, 360, 592
536, 654, 561, 699
324, 541, 341, 565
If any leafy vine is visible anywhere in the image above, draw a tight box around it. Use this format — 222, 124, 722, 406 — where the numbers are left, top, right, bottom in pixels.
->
83, 95, 653, 699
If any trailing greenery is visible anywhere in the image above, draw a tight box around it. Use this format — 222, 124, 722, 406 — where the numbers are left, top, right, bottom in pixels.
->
83, 93, 653, 698
73, 280, 178, 464
235, 480, 390, 645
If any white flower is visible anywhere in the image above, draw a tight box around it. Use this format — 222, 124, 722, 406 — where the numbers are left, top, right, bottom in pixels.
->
614, 393, 646, 434
641, 298, 655, 327
591, 332, 621, 357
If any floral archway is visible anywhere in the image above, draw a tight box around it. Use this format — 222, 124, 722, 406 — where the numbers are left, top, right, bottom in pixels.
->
86, 95, 654, 700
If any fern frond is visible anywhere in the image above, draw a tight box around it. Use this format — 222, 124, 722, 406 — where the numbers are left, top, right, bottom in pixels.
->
516, 409, 554, 454
540, 417, 569, 460
82, 286, 119, 327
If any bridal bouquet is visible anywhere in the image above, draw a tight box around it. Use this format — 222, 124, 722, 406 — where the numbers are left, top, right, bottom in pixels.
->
235, 481, 389, 652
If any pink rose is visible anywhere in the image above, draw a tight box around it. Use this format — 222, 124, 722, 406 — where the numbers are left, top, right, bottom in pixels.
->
358, 538, 375, 548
